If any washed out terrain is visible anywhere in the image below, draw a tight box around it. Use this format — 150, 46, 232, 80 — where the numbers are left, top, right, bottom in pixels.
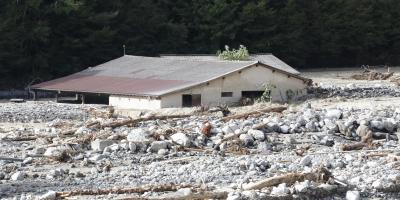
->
2, 69, 400, 199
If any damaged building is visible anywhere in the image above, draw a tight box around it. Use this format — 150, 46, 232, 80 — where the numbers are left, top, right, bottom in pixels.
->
32, 54, 310, 110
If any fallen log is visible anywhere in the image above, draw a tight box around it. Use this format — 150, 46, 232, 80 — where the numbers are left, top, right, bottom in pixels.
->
222, 106, 287, 122
243, 167, 331, 190
61, 114, 191, 135
102, 114, 191, 129
0, 156, 24, 162
341, 142, 368, 151
57, 183, 194, 198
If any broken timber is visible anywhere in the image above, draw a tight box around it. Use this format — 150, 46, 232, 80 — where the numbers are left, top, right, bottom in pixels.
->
57, 183, 194, 198
221, 106, 287, 122
243, 167, 332, 190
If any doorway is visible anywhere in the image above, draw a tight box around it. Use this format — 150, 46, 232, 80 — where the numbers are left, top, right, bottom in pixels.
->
182, 94, 201, 107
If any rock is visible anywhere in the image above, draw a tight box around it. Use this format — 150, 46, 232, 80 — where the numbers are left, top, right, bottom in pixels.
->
43, 146, 67, 158
294, 180, 311, 193
91, 139, 116, 152
149, 141, 169, 152
176, 188, 191, 196
227, 191, 241, 200
38, 191, 56, 200
171, 132, 190, 147
11, 171, 25, 181
89, 154, 108, 162
158, 148, 168, 155
248, 129, 265, 141
127, 128, 151, 143
239, 134, 254, 147
370, 120, 384, 130
23, 157, 33, 165
280, 125, 290, 134
356, 124, 370, 137
271, 183, 290, 195
372, 179, 383, 189
346, 190, 360, 200
128, 142, 137, 152
305, 121, 317, 132
222, 124, 239, 134
383, 119, 396, 132
75, 127, 90, 134
326, 109, 342, 119
300, 155, 312, 166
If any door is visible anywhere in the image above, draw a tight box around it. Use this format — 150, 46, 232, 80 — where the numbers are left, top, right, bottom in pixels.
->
182, 94, 201, 107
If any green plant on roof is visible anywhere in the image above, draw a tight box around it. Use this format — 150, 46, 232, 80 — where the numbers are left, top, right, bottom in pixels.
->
217, 45, 250, 61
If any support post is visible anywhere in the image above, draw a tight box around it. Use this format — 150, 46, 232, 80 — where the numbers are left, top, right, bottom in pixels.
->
81, 94, 86, 104
32, 91, 37, 101
55, 93, 59, 103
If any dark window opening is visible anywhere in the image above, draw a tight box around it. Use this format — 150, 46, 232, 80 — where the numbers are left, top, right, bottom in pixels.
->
240, 91, 264, 105
182, 94, 201, 107
221, 92, 233, 97
241, 91, 264, 99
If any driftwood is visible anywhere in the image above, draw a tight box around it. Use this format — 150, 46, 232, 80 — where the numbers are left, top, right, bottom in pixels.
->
340, 142, 368, 151
221, 106, 287, 122
61, 114, 191, 135
57, 183, 194, 198
0, 156, 24, 162
118, 191, 228, 200
243, 167, 332, 190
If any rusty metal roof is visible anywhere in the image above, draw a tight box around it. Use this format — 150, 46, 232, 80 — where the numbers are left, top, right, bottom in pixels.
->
32, 55, 305, 96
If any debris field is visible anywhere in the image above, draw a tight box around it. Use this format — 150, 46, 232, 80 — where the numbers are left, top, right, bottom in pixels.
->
2, 69, 400, 199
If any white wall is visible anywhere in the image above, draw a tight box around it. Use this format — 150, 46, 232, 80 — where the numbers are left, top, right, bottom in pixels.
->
109, 95, 161, 110
161, 65, 307, 108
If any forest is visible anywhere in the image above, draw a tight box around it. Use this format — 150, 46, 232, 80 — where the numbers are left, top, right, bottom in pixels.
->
1, 0, 400, 89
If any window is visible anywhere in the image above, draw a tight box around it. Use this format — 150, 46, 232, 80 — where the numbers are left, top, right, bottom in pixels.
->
221, 92, 233, 97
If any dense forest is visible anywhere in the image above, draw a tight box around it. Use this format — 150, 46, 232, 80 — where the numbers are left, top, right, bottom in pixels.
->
1, 0, 400, 89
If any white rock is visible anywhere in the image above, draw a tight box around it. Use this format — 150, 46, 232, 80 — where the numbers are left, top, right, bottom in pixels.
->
11, 171, 25, 181
372, 179, 383, 189
239, 134, 254, 146
171, 133, 190, 147
91, 139, 116, 152
271, 183, 289, 195
176, 188, 191, 196
43, 147, 67, 158
280, 125, 290, 134
346, 190, 360, 200
300, 155, 312, 166
128, 142, 136, 151
23, 157, 33, 164
38, 191, 56, 200
326, 109, 342, 119
294, 180, 311, 193
248, 129, 265, 141
89, 154, 108, 162
127, 128, 151, 143
222, 124, 239, 134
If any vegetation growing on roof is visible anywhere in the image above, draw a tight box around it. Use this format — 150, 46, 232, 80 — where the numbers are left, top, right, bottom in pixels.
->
217, 45, 250, 61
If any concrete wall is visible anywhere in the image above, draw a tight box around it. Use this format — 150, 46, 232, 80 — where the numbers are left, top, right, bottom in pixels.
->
109, 95, 161, 110
109, 65, 307, 109
161, 65, 307, 108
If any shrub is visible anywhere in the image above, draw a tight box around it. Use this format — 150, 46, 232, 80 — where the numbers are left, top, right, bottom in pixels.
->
217, 45, 250, 61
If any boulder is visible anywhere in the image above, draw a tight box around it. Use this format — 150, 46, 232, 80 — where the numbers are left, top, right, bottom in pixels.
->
91, 139, 116, 152
11, 171, 25, 181
346, 190, 360, 200
239, 134, 254, 147
171, 132, 190, 147
149, 141, 169, 152
38, 191, 57, 200
248, 129, 265, 141
271, 183, 290, 195
127, 128, 151, 143
325, 109, 342, 119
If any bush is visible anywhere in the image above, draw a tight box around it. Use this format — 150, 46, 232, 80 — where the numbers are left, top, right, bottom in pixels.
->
217, 45, 250, 61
